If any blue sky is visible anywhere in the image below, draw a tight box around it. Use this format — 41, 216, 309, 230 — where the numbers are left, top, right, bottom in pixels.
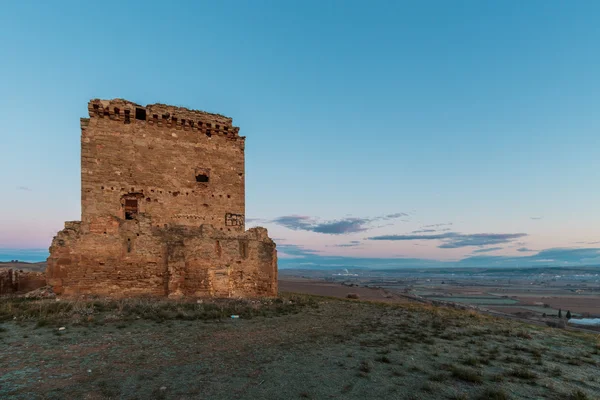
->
1, 1, 599, 267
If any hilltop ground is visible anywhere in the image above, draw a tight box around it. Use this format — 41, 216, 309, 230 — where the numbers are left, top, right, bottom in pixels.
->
1, 291, 600, 400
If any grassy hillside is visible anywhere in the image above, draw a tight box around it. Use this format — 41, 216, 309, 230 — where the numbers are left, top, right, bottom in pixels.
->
1, 293, 599, 399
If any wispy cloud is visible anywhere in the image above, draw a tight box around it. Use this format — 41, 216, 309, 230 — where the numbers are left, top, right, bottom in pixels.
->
329, 241, 362, 248
367, 233, 454, 241
411, 229, 436, 234
517, 247, 535, 252
530, 216, 543, 220
269, 213, 408, 235
384, 213, 409, 219
276, 243, 323, 258
367, 232, 527, 249
422, 222, 453, 228
438, 233, 527, 249
472, 247, 502, 253
16, 186, 31, 191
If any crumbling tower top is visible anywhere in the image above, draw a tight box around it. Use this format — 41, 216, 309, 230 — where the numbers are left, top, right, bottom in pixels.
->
86, 98, 241, 137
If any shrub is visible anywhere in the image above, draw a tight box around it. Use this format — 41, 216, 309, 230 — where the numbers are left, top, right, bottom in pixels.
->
569, 390, 590, 400
447, 365, 483, 384
462, 357, 479, 366
477, 388, 510, 400
428, 372, 448, 382
507, 368, 537, 380
375, 355, 391, 364
359, 360, 372, 373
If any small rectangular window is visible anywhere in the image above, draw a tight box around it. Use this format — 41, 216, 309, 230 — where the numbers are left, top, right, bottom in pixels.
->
124, 199, 138, 220
196, 174, 209, 183
135, 108, 146, 121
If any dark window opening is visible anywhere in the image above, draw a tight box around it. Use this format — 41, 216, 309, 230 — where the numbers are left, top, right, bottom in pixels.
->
124, 110, 131, 124
124, 198, 138, 220
93, 104, 100, 111
162, 113, 170, 120
103, 109, 109, 116
196, 174, 209, 183
206, 130, 211, 137
189, 121, 194, 128
172, 117, 178, 124
127, 238, 132, 253
181, 119, 186, 126
153, 114, 158, 121
198, 121, 203, 127
224, 126, 229, 131
216, 124, 220, 130
114, 107, 120, 116
239, 240, 248, 258
135, 108, 146, 121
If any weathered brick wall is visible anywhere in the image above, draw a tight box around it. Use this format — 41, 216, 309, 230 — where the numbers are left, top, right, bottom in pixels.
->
47, 217, 277, 298
82, 99, 245, 231
47, 99, 277, 298
0, 269, 47, 295
0, 269, 14, 294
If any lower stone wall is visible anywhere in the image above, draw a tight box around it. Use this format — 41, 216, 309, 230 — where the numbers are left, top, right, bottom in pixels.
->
46, 216, 277, 298
0, 269, 47, 295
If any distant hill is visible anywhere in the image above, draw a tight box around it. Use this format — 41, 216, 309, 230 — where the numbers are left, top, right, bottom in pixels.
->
0, 261, 47, 272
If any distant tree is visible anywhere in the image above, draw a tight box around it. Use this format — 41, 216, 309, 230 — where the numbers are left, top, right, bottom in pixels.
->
566, 310, 572, 319
558, 309, 562, 318
542, 313, 547, 317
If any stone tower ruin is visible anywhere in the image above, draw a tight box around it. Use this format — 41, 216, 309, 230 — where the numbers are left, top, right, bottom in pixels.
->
46, 99, 277, 298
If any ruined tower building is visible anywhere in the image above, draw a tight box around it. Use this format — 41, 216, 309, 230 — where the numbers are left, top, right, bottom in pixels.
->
46, 99, 277, 298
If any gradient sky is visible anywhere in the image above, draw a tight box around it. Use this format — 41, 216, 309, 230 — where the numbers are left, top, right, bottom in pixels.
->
1, 1, 599, 267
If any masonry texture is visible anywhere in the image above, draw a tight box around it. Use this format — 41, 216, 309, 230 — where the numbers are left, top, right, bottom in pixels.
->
46, 99, 277, 298
0, 269, 46, 295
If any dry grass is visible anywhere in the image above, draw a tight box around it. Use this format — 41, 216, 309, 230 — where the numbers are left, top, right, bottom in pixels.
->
1, 292, 599, 399
0, 292, 319, 326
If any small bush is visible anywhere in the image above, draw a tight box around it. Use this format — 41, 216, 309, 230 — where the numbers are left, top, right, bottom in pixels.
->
375, 355, 391, 364
428, 372, 448, 382
507, 368, 537, 380
447, 365, 483, 384
569, 390, 590, 400
420, 383, 433, 392
359, 360, 372, 373
462, 357, 479, 366
477, 387, 510, 400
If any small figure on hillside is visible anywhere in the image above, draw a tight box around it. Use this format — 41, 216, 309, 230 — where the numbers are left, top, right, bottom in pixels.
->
558, 309, 562, 318
566, 310, 572, 319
